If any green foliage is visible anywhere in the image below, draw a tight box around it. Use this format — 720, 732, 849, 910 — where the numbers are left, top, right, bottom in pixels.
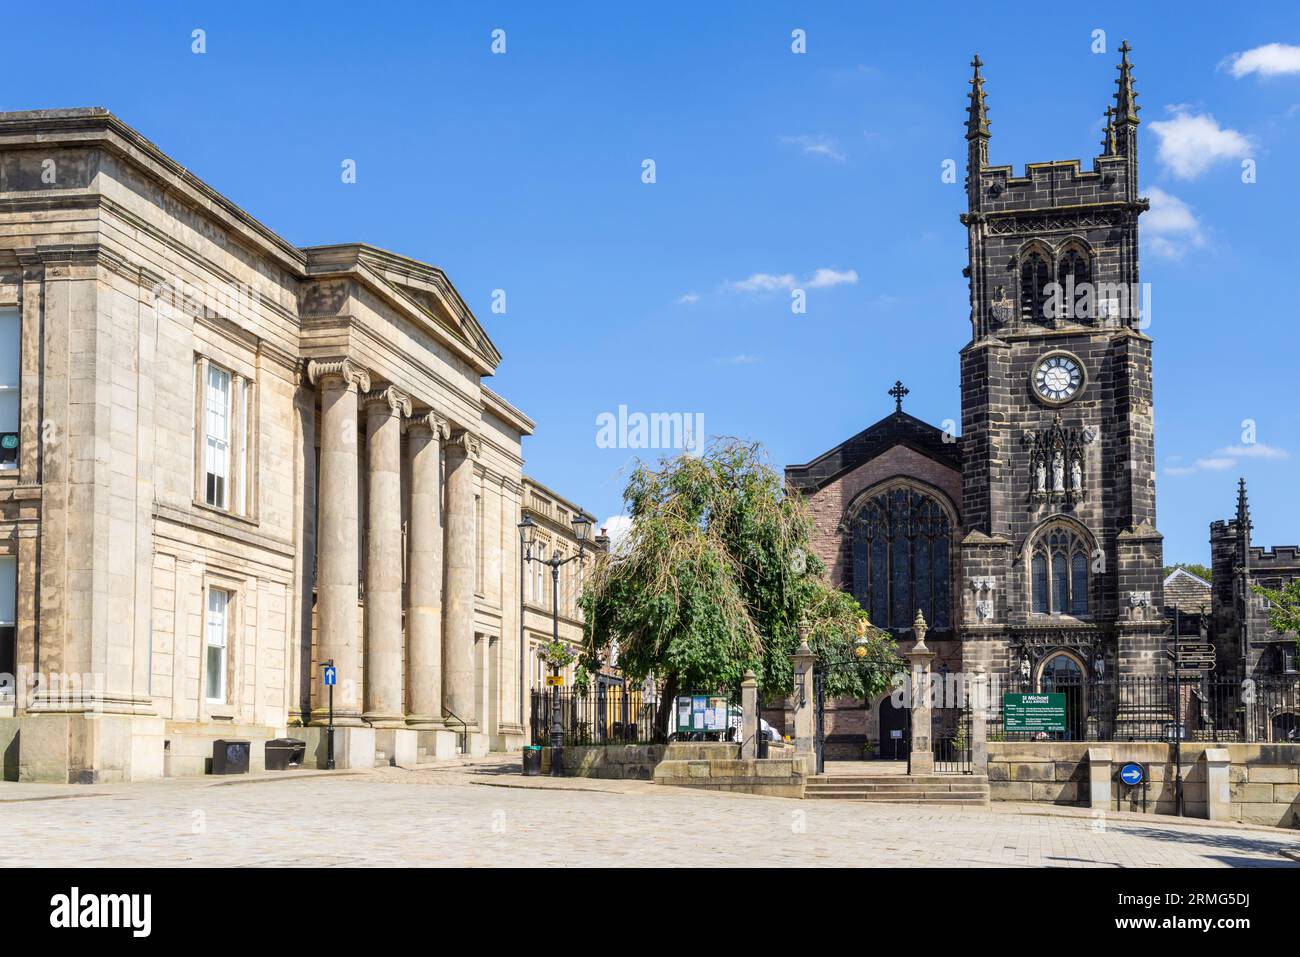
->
1163, 562, 1212, 583
572, 661, 593, 695
1251, 580, 1300, 647
798, 581, 903, 700
580, 438, 902, 715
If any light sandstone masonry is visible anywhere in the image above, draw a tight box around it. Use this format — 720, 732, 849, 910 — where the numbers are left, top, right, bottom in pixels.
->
0, 108, 585, 782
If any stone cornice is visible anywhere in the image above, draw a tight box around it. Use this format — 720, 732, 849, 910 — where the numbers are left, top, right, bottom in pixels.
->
302, 253, 497, 377
299, 314, 485, 424
306, 357, 371, 393
482, 386, 535, 437
0, 109, 308, 274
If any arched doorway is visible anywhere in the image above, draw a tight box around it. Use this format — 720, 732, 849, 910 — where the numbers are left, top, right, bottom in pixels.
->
1038, 652, 1086, 740
878, 695, 909, 760
1271, 711, 1298, 743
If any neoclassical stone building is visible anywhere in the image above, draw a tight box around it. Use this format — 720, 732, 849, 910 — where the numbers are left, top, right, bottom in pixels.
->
0, 108, 577, 781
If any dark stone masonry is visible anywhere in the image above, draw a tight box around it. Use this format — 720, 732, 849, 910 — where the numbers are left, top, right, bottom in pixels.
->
785, 47, 1297, 752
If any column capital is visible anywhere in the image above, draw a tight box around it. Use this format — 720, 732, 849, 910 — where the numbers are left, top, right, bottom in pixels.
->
362, 384, 413, 418
448, 429, 481, 460
307, 357, 371, 393
404, 409, 451, 439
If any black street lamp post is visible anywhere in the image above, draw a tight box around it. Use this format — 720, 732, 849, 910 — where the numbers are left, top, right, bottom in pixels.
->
519, 511, 594, 776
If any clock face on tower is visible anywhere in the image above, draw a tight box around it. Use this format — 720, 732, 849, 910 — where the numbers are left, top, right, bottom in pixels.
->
1032, 351, 1085, 405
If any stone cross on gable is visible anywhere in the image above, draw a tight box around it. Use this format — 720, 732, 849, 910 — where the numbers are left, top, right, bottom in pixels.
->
889, 380, 909, 412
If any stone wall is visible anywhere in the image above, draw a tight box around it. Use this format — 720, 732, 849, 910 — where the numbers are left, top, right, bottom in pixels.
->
988, 740, 1300, 828
540, 744, 667, 780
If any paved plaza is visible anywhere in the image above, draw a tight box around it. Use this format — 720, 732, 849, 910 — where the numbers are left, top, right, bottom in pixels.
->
2, 758, 1298, 868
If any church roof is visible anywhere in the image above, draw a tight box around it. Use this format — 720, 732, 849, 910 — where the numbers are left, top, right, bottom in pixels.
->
1162, 567, 1211, 613
785, 409, 961, 494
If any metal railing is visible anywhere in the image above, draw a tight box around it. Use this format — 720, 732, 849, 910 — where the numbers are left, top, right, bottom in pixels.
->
993, 674, 1300, 743
530, 686, 664, 746
442, 707, 468, 755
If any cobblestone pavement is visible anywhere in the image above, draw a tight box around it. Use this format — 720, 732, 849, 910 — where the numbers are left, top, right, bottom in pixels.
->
2, 759, 1298, 867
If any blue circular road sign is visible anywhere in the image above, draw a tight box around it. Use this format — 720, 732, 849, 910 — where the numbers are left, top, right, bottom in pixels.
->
1119, 762, 1144, 786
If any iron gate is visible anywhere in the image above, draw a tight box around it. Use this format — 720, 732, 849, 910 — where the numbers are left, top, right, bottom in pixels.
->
931, 702, 972, 774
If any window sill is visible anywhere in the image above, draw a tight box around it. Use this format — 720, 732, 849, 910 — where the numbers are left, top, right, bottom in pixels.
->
193, 499, 259, 528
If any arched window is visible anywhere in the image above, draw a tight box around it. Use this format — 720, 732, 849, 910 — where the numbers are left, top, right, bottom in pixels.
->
851, 486, 952, 632
1029, 526, 1090, 617
1019, 251, 1050, 322
1057, 246, 1092, 322
1057, 247, 1091, 290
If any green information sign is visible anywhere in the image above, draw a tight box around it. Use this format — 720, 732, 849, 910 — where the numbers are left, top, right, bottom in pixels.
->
1003, 692, 1067, 733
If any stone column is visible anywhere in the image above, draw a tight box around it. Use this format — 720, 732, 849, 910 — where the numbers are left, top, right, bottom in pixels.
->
362, 385, 410, 728
740, 670, 758, 759
907, 610, 935, 774
405, 411, 449, 729
791, 622, 816, 761
308, 358, 370, 726
970, 666, 989, 775
443, 430, 480, 731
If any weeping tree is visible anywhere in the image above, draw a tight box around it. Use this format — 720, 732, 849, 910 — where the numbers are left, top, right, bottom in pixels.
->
579, 438, 902, 735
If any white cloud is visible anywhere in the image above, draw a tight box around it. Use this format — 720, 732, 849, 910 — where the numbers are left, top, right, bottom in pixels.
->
728, 272, 797, 293
1196, 457, 1236, 471
1222, 42, 1300, 79
719, 353, 760, 364
726, 267, 857, 294
1143, 186, 1205, 259
1148, 108, 1252, 179
676, 292, 699, 305
1163, 443, 1290, 477
781, 134, 846, 162
1214, 443, 1290, 460
599, 515, 633, 554
806, 268, 859, 289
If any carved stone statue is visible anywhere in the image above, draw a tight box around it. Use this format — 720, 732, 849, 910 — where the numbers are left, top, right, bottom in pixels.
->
1052, 450, 1064, 492
1071, 457, 1082, 491
1035, 459, 1046, 492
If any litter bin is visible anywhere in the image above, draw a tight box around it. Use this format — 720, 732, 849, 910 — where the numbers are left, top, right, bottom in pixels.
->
212, 739, 251, 775
264, 737, 307, 771
522, 745, 542, 776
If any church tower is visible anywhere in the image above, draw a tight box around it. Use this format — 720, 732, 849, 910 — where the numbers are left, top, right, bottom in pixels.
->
957, 45, 1167, 683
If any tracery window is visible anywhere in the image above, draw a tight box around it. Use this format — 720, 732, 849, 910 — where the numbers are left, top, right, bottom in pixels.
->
851, 486, 952, 632
1056, 247, 1091, 291
1030, 526, 1090, 616
1019, 251, 1050, 322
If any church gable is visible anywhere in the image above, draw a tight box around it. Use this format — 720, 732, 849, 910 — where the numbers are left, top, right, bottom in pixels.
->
786, 402, 963, 597
785, 408, 961, 496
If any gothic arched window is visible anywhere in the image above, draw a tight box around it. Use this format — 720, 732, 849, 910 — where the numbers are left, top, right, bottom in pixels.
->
851, 486, 952, 632
1057, 247, 1091, 291
1029, 526, 1090, 617
1019, 251, 1050, 322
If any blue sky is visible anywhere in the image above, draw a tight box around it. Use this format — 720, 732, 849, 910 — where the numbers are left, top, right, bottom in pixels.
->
9, 2, 1300, 564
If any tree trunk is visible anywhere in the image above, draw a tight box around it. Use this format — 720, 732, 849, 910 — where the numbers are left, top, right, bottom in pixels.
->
656, 672, 680, 740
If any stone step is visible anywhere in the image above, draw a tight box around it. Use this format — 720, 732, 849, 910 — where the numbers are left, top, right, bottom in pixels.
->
810, 776, 987, 786
805, 794, 989, 805
805, 782, 988, 794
